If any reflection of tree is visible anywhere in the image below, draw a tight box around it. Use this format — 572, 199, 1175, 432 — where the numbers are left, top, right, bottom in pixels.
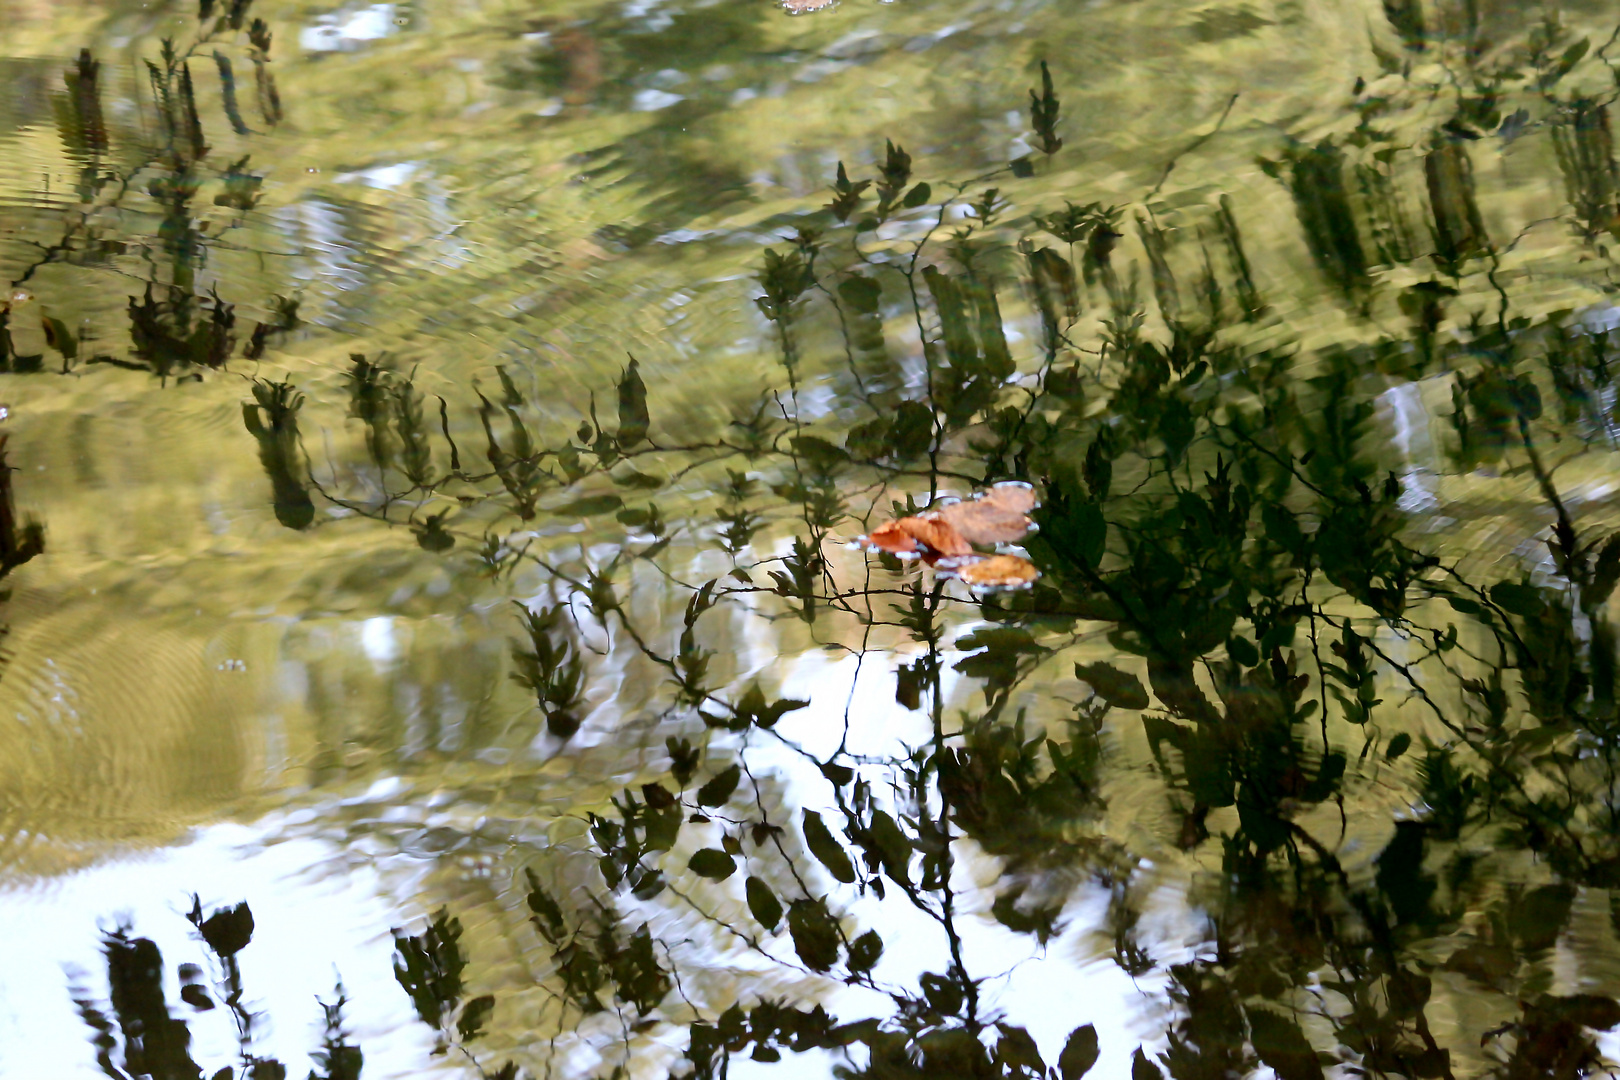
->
54, 3, 1620, 1077
225, 9, 1620, 1077
1, 0, 293, 377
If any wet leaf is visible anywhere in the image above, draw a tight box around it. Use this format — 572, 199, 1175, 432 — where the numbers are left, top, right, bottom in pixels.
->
954, 554, 1040, 588
745, 876, 782, 931
936, 482, 1039, 544
689, 848, 737, 881
861, 513, 973, 559
803, 810, 856, 883
860, 483, 1038, 561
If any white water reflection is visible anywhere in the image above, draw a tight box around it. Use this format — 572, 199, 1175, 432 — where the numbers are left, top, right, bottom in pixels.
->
301, 5, 399, 53
0, 823, 430, 1080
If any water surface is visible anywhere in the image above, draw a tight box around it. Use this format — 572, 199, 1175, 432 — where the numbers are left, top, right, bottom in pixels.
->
5, 0, 1620, 1077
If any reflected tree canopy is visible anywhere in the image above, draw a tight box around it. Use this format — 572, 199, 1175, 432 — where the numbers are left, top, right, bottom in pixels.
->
14, 0, 1620, 1077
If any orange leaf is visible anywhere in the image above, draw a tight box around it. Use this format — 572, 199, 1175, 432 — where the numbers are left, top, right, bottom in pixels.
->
859, 513, 973, 559
953, 554, 1040, 589
935, 482, 1038, 545
862, 519, 922, 555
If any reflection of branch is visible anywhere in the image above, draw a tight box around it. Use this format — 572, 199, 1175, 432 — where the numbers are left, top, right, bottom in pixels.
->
1145, 93, 1240, 203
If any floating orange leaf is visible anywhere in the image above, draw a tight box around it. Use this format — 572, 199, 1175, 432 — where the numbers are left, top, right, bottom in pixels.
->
935, 481, 1038, 545
857, 482, 1039, 563
951, 554, 1040, 589
855, 483, 1042, 589
862, 513, 973, 560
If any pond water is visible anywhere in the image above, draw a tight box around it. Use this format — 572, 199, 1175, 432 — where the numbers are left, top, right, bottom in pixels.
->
5, 0, 1620, 1077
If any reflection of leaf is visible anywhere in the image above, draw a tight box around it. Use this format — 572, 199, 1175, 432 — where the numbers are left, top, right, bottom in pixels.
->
616, 357, 649, 447
995, 1025, 1044, 1074
195, 900, 255, 957
889, 400, 934, 458
1075, 662, 1149, 710
732, 684, 809, 729
1246, 1008, 1323, 1080
180, 983, 215, 1010
554, 494, 624, 517
920, 972, 963, 1015
1376, 821, 1435, 925
392, 908, 466, 1030
524, 868, 567, 943
745, 876, 783, 932
689, 849, 737, 881
457, 995, 495, 1043
803, 810, 856, 883
696, 764, 741, 807
1491, 580, 1545, 617
868, 810, 913, 888
786, 898, 840, 971
846, 929, 882, 972
1058, 1024, 1099, 1079
1131, 1048, 1163, 1080
612, 468, 663, 489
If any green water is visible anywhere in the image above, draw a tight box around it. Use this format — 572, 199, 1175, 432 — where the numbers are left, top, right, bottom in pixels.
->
5, 0, 1620, 1077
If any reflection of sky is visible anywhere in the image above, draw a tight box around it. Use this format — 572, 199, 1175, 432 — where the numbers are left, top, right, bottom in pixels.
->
300, 4, 398, 53
0, 825, 433, 1080
729, 650, 1157, 1077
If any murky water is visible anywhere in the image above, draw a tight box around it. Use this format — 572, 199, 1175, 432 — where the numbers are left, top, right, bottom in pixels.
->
6, 0, 1620, 1077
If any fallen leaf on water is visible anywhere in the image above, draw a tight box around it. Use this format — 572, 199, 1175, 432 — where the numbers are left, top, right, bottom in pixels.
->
952, 554, 1040, 589
855, 482, 1039, 564
936, 481, 1038, 544
863, 513, 973, 559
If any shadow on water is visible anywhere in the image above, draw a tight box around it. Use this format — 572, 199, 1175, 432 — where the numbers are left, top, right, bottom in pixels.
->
12, 0, 1620, 1077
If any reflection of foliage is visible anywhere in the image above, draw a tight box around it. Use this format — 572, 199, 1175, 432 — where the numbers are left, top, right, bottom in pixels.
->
61, 4, 1620, 1079
72, 898, 359, 1080
392, 907, 507, 1068
241, 378, 314, 530
377, 19, 1620, 1077
508, 601, 587, 738
3, 0, 288, 376
0, 435, 45, 580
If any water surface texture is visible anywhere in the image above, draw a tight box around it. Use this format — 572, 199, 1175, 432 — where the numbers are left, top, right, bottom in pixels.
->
5, 0, 1620, 1077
